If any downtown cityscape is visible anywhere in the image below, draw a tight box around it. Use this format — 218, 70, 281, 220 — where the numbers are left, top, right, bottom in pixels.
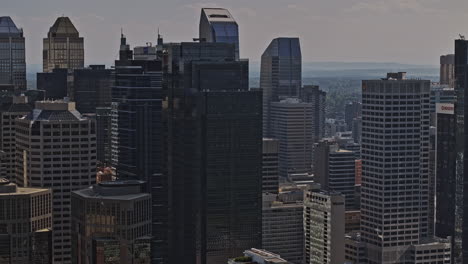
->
0, 1, 466, 264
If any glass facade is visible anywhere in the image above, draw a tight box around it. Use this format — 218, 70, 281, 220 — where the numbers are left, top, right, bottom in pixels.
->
0, 17, 26, 92
199, 8, 239, 59
165, 42, 262, 264
43, 17, 84, 73
260, 38, 302, 137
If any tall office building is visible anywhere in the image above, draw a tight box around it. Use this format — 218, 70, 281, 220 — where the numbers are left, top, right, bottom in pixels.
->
37, 68, 68, 99
262, 138, 279, 194
313, 141, 357, 209
304, 185, 345, 264
430, 84, 455, 114
199, 8, 239, 59
73, 65, 112, 113
71, 180, 152, 264
301, 85, 327, 142
440, 54, 455, 87
434, 103, 456, 262
361, 73, 431, 263
345, 101, 362, 131
0, 179, 52, 264
262, 195, 303, 263
261, 37, 301, 137
43, 16, 84, 73
95, 107, 112, 165
164, 42, 262, 264
111, 34, 166, 264
455, 38, 468, 263
0, 95, 31, 181
271, 98, 313, 177
0, 17, 26, 91
15, 100, 96, 264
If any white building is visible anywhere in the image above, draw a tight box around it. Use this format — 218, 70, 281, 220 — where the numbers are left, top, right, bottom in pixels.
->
15, 100, 96, 264
304, 185, 345, 264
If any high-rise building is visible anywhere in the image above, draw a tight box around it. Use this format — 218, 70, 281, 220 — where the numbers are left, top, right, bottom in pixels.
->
440, 54, 455, 87
271, 98, 313, 177
164, 41, 262, 264
0, 179, 52, 264
434, 103, 456, 262
262, 195, 303, 263
15, 100, 96, 264
430, 85, 455, 114
314, 141, 356, 209
71, 180, 152, 264
352, 117, 362, 144
0, 95, 31, 181
199, 8, 239, 59
96, 107, 112, 165
361, 73, 431, 263
262, 138, 279, 194
345, 101, 362, 131
43, 16, 84, 73
454, 38, 468, 263
304, 185, 345, 264
111, 34, 166, 264
301, 85, 327, 143
0, 17, 26, 92
228, 248, 289, 264
73, 65, 112, 113
261, 37, 301, 137
37, 68, 68, 100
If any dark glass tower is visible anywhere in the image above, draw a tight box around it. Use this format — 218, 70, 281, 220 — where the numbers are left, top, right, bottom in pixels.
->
73, 65, 112, 114
164, 42, 262, 264
455, 38, 468, 263
434, 103, 456, 263
111, 34, 167, 263
0, 17, 26, 92
260, 37, 301, 137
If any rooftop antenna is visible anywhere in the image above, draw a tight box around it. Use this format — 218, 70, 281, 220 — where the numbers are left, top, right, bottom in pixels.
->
460, 34, 466, 40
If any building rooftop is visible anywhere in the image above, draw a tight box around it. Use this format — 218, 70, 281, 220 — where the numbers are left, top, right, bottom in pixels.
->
73, 180, 149, 201
20, 100, 85, 122
48, 16, 79, 37
201, 8, 236, 23
0, 16, 22, 37
0, 178, 50, 195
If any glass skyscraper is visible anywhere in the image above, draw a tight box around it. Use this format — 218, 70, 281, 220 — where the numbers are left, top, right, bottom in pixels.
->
164, 42, 262, 264
0, 16, 26, 91
260, 37, 301, 137
43, 16, 84, 73
199, 8, 239, 59
111, 34, 166, 264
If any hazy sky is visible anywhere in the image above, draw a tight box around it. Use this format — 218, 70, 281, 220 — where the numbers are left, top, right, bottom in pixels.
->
4, 0, 468, 66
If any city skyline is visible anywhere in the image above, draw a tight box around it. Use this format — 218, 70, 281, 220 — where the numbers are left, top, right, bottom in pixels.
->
3, 0, 468, 67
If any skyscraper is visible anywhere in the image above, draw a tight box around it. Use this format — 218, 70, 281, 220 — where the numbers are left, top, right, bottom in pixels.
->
164, 41, 262, 264
111, 34, 166, 264
440, 54, 455, 87
0, 179, 52, 264
0, 17, 26, 91
73, 65, 112, 113
262, 195, 304, 263
313, 141, 357, 210
15, 100, 96, 264
71, 180, 152, 264
301, 85, 327, 142
37, 68, 68, 99
43, 16, 84, 73
261, 37, 301, 137
270, 98, 313, 177
262, 138, 279, 194
455, 38, 468, 263
0, 95, 31, 181
199, 8, 239, 59
304, 185, 345, 264
434, 103, 456, 262
361, 73, 431, 263
345, 101, 362, 131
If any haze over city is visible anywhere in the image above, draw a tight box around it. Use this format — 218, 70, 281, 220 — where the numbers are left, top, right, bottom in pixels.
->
4, 0, 468, 66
